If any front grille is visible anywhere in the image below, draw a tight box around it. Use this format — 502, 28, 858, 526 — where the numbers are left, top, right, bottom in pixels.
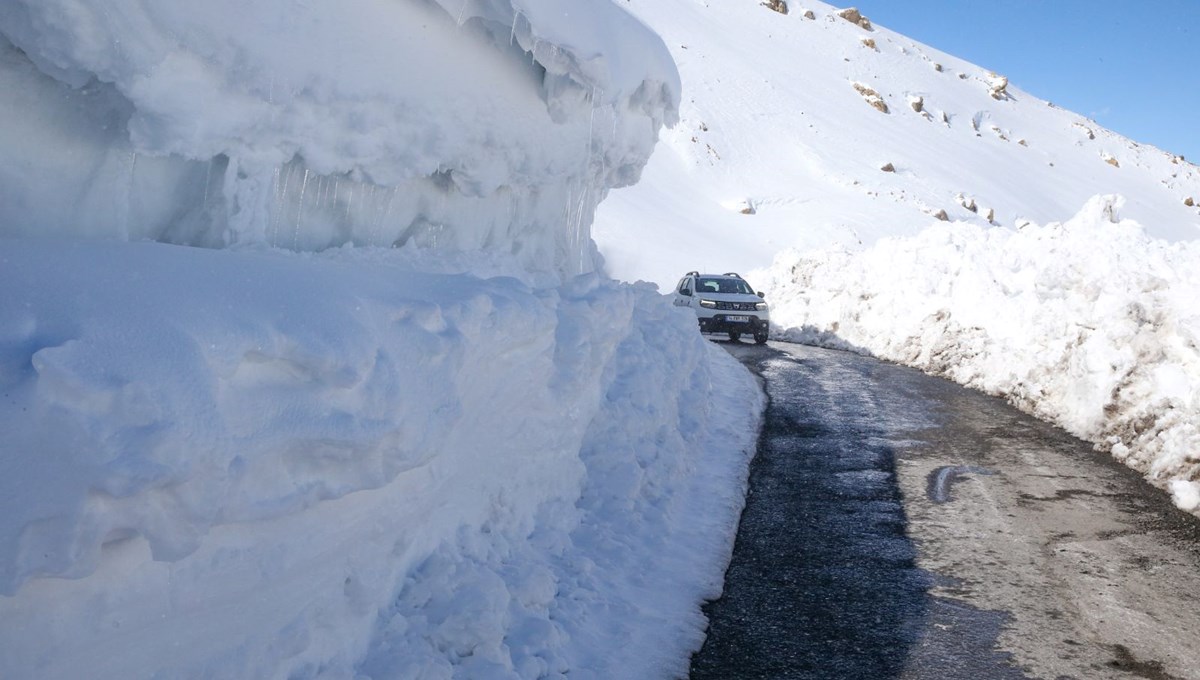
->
715, 301, 758, 311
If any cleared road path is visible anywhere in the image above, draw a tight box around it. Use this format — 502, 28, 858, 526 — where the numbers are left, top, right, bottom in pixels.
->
691, 342, 1200, 679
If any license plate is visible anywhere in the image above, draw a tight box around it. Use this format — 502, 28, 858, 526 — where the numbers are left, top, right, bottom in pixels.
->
726, 315, 750, 323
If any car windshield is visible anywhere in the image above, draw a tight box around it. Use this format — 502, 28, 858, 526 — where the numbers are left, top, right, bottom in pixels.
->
695, 277, 754, 295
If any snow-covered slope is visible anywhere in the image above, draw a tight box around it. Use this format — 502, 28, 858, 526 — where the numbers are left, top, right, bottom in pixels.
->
0, 2, 763, 678
596, 1, 1200, 289
595, 1, 1200, 511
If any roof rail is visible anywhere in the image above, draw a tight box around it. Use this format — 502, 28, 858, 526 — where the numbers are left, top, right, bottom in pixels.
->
723, 272, 742, 278
686, 270, 699, 277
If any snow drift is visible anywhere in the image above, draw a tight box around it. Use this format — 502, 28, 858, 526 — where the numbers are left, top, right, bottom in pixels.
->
0, 1, 764, 678
760, 196, 1200, 511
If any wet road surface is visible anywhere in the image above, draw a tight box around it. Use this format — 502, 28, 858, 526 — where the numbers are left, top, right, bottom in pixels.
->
690, 342, 1200, 679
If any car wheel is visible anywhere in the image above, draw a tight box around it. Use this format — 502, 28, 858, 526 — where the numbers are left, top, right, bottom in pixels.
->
728, 332, 741, 342
754, 332, 768, 345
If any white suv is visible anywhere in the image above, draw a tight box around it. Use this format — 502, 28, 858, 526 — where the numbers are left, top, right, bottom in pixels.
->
673, 272, 770, 344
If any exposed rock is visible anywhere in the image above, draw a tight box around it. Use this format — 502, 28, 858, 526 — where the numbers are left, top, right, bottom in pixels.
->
1074, 123, 1096, 140
1103, 152, 1120, 168
909, 95, 924, 113
932, 62, 943, 72
860, 37, 877, 50
852, 82, 889, 113
983, 207, 996, 224
956, 194, 977, 213
761, 0, 789, 15
933, 209, 949, 221
880, 162, 895, 172
803, 9, 816, 19
1018, 139, 1028, 147
1185, 197, 1195, 207
835, 7, 874, 30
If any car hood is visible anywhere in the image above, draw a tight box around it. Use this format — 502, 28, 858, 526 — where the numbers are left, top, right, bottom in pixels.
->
696, 292, 764, 303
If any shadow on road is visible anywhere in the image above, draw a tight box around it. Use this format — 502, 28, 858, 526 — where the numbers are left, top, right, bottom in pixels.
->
691, 342, 1027, 679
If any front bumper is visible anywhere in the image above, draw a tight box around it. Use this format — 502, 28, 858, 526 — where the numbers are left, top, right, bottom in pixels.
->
698, 314, 769, 335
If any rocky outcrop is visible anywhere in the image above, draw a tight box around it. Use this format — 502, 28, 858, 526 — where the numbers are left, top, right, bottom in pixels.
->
1185, 197, 1195, 207
909, 96, 925, 113
880, 162, 895, 172
761, 0, 789, 15
835, 7, 874, 30
852, 82, 889, 113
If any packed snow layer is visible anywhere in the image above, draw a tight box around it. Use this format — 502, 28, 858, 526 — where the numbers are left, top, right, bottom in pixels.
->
760, 196, 1200, 511
0, 239, 761, 678
0, 0, 679, 276
595, 0, 1200, 290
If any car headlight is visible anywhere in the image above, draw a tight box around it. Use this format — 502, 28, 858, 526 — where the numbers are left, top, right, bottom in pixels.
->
755, 302, 768, 310
699, 299, 717, 308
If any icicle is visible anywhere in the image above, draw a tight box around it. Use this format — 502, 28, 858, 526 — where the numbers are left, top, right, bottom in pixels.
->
293, 168, 311, 249
123, 152, 139, 239
510, 11, 519, 46
202, 158, 213, 208
376, 187, 397, 247
272, 163, 292, 247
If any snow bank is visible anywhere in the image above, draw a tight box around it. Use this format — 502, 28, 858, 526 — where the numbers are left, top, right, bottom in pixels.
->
0, 0, 679, 276
761, 196, 1200, 510
0, 240, 760, 678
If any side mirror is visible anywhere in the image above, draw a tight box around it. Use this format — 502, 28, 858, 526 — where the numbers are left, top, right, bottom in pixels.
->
757, 291, 765, 298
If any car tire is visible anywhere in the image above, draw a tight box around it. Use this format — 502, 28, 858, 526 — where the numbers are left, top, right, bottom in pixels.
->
754, 332, 768, 345
728, 332, 741, 342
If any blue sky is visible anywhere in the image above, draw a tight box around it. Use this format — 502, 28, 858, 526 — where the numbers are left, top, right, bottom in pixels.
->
850, 0, 1200, 162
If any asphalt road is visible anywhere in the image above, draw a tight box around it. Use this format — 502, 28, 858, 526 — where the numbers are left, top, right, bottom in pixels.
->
690, 341, 1200, 680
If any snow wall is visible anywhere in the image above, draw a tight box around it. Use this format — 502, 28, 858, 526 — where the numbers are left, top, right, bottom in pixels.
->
0, 0, 679, 277
761, 196, 1200, 512
0, 2, 764, 678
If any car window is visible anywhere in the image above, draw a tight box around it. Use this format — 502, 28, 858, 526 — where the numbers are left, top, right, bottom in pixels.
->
696, 277, 752, 295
